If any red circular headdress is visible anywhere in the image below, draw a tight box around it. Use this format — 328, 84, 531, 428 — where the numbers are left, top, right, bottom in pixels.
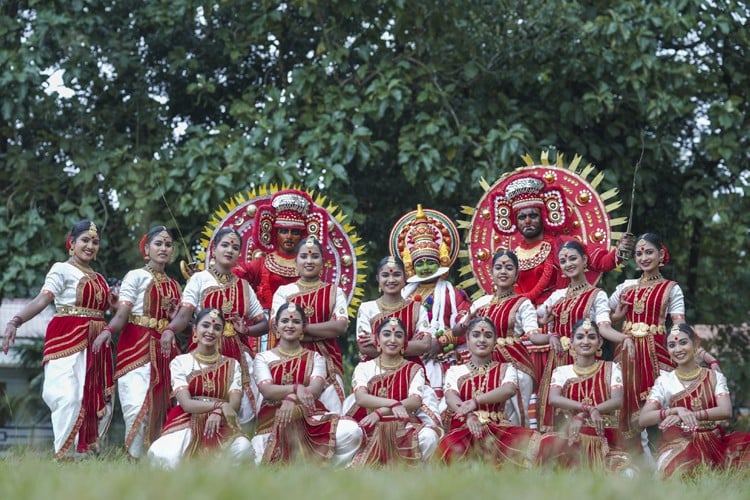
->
462, 152, 626, 296
188, 186, 366, 316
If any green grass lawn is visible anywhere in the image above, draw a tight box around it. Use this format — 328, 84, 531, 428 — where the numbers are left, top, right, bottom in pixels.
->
2, 447, 750, 500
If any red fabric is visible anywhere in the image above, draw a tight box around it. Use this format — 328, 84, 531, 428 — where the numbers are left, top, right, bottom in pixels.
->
514, 235, 618, 306
160, 358, 240, 456
537, 288, 599, 430
349, 362, 427, 466
657, 370, 750, 476
364, 300, 426, 370
257, 351, 339, 463
287, 283, 344, 378
476, 296, 537, 385
616, 280, 677, 436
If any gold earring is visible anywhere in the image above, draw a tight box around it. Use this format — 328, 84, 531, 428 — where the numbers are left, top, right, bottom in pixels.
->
69, 248, 74, 256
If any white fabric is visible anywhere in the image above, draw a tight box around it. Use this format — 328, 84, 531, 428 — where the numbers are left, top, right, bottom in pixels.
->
118, 363, 150, 458
646, 370, 729, 408
351, 359, 425, 396
42, 350, 113, 456
401, 279, 459, 334
608, 279, 685, 316
538, 288, 612, 329
271, 282, 349, 321
471, 294, 540, 336
149, 431, 253, 469
117, 268, 155, 313
42, 262, 92, 306
550, 362, 623, 390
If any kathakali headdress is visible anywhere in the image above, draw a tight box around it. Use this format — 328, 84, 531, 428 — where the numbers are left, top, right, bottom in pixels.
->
389, 204, 460, 281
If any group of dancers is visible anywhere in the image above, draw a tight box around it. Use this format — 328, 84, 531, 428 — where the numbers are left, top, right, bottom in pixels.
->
3, 173, 750, 476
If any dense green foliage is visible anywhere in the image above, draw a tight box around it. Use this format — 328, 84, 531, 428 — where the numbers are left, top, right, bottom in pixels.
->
2, 2, 748, 321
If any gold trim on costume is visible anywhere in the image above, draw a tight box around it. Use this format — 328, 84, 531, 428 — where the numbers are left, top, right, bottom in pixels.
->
623, 321, 665, 338
55, 306, 104, 318
129, 314, 169, 331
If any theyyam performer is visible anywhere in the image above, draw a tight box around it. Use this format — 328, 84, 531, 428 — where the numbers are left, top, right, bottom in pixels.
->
191, 186, 365, 353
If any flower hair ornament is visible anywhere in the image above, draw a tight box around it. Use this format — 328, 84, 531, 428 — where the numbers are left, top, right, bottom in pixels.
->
88, 222, 98, 238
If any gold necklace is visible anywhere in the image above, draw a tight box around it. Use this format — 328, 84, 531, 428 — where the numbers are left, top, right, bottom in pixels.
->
675, 365, 703, 382
68, 259, 94, 274
572, 360, 601, 377
641, 273, 663, 283
565, 281, 590, 298
209, 264, 234, 285
467, 358, 493, 375
144, 263, 169, 283
378, 357, 404, 370
276, 345, 304, 358
297, 278, 322, 289
376, 297, 406, 313
193, 350, 220, 364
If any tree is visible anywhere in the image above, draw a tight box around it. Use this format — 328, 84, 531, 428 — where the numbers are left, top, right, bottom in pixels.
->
2, 0, 748, 328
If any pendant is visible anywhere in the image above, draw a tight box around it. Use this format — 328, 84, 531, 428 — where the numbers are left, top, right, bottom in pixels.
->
559, 309, 570, 325
203, 379, 215, 392
222, 300, 233, 315
377, 387, 388, 397
633, 299, 645, 315
304, 305, 315, 318
282, 372, 294, 385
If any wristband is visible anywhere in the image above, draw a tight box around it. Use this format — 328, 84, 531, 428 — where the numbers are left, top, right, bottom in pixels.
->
659, 409, 667, 420
573, 413, 585, 422
284, 395, 297, 403
162, 327, 175, 337
709, 360, 720, 368
373, 409, 383, 419
101, 326, 114, 336
549, 332, 560, 338
9, 316, 23, 328
213, 401, 224, 411
389, 401, 402, 409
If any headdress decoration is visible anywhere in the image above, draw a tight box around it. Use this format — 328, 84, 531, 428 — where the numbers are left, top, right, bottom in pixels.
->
208, 309, 221, 322
461, 152, 627, 298
287, 303, 298, 313
389, 204, 460, 278
190, 185, 366, 317
88, 222, 98, 238
581, 318, 593, 333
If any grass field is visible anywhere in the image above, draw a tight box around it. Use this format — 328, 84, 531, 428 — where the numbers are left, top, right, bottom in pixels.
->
2, 448, 750, 500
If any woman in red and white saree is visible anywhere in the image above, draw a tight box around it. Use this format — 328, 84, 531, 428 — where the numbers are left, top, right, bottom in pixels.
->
356, 256, 431, 364
148, 308, 252, 468
639, 324, 750, 477
162, 228, 268, 424
92, 225, 182, 459
548, 319, 632, 472
456, 250, 549, 427
536, 240, 631, 432
3, 220, 113, 460
345, 318, 441, 466
271, 236, 349, 409
251, 302, 362, 465
438, 318, 551, 466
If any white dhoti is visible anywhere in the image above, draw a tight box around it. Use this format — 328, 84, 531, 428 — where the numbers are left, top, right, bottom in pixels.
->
148, 429, 254, 469
118, 363, 150, 458
43, 350, 112, 456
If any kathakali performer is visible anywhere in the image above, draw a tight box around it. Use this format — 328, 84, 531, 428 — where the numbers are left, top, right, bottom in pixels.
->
390, 204, 470, 396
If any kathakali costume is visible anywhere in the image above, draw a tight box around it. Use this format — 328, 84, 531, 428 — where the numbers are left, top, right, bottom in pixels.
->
390, 205, 470, 393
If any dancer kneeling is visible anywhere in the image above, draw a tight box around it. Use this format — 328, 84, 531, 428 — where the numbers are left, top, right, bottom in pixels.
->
148, 308, 252, 468
345, 317, 442, 466
251, 302, 362, 465
548, 319, 632, 472
438, 317, 550, 466
639, 324, 750, 477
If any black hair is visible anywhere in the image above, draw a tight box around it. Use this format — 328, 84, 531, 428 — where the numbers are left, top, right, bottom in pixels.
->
465, 316, 497, 336
491, 249, 518, 269
294, 236, 323, 255
212, 228, 242, 248
194, 307, 226, 326
274, 302, 308, 326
